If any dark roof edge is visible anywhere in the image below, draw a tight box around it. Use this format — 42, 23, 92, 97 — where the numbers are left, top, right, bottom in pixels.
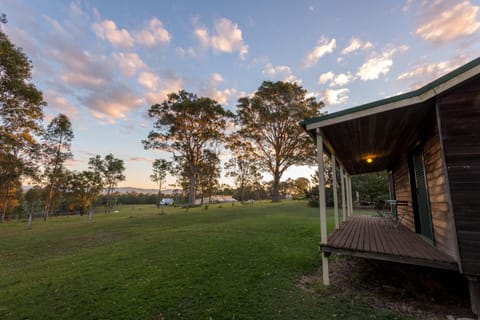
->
301, 56, 480, 127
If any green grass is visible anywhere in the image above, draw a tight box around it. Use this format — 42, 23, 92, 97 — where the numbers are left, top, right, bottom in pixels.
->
0, 201, 402, 319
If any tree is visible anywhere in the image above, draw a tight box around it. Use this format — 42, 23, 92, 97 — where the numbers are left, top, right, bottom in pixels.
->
42, 114, 74, 221
352, 171, 389, 208
150, 159, 172, 208
197, 149, 220, 207
102, 154, 125, 213
68, 156, 105, 216
143, 90, 233, 206
225, 135, 261, 202
0, 17, 45, 222
237, 81, 323, 202
70, 170, 101, 216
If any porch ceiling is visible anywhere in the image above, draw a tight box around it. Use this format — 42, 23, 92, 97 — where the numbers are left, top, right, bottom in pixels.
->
310, 101, 434, 174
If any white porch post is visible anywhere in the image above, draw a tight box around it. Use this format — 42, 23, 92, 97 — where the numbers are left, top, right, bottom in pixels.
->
347, 174, 353, 216
340, 167, 346, 222
316, 129, 329, 286
331, 154, 339, 229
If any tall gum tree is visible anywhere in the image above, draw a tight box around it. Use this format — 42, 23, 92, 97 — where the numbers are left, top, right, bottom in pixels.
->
0, 17, 45, 222
142, 90, 233, 206
237, 81, 323, 202
102, 154, 125, 213
150, 159, 172, 209
225, 134, 261, 202
42, 113, 74, 221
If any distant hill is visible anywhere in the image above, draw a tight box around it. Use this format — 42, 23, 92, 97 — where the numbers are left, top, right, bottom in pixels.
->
114, 187, 179, 195
22, 185, 179, 195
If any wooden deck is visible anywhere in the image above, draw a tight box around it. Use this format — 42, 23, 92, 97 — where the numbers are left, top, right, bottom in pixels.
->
322, 215, 458, 270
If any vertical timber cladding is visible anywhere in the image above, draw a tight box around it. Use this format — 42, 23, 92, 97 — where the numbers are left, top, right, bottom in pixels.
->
393, 158, 415, 232
437, 76, 480, 276
423, 125, 457, 259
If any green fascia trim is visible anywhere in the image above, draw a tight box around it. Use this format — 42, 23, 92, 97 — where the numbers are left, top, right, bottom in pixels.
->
300, 56, 480, 127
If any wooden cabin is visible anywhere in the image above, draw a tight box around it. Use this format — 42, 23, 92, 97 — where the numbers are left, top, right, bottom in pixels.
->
301, 57, 480, 315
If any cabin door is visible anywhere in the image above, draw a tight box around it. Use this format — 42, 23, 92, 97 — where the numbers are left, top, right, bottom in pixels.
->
410, 146, 435, 242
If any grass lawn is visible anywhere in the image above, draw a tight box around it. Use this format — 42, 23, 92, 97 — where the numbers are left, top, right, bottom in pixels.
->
0, 201, 403, 319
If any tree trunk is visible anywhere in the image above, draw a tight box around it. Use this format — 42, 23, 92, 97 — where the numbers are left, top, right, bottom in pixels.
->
1, 179, 12, 223
27, 208, 33, 229
188, 164, 196, 207
272, 171, 281, 202
240, 180, 245, 203
43, 183, 55, 221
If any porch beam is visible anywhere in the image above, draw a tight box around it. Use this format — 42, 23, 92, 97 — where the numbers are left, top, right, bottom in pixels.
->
331, 154, 339, 229
316, 129, 329, 286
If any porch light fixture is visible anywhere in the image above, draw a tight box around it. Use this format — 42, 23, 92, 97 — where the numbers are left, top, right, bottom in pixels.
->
366, 157, 373, 163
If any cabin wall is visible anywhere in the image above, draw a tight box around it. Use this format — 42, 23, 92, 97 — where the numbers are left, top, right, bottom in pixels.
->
437, 77, 480, 276
393, 115, 457, 260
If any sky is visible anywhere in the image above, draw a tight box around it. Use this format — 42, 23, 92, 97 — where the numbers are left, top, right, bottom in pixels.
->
1, 0, 480, 189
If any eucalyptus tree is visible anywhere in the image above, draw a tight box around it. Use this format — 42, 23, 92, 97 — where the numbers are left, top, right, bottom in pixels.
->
69, 155, 105, 217
42, 114, 74, 221
143, 90, 233, 206
0, 17, 45, 221
197, 149, 221, 207
225, 135, 260, 203
102, 154, 125, 213
150, 159, 172, 208
236, 81, 323, 202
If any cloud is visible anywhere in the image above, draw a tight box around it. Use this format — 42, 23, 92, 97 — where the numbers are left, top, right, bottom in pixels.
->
92, 19, 134, 47
54, 50, 114, 90
194, 25, 210, 48
323, 88, 349, 105
357, 45, 408, 80
301, 37, 336, 68
135, 18, 171, 46
197, 73, 238, 106
341, 38, 373, 55
145, 74, 184, 105
397, 55, 469, 88
61, 71, 107, 88
402, 0, 413, 12
193, 18, 249, 59
138, 71, 160, 91
318, 72, 334, 84
175, 47, 196, 58
113, 52, 147, 77
262, 63, 300, 83
318, 72, 355, 87
82, 85, 144, 121
129, 156, 154, 163
44, 90, 79, 118
415, 0, 480, 43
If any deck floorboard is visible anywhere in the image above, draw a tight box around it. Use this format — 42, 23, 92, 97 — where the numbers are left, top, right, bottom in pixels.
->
321, 215, 458, 270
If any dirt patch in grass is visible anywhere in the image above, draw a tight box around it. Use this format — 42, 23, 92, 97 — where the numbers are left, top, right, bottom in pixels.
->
299, 256, 475, 319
